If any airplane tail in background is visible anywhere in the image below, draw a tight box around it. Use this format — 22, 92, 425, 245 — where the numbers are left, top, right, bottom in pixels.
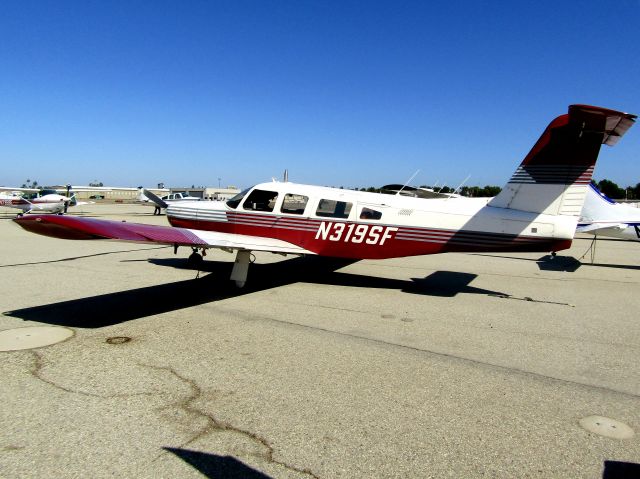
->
137, 188, 149, 202
142, 188, 168, 209
488, 105, 636, 216
577, 183, 640, 230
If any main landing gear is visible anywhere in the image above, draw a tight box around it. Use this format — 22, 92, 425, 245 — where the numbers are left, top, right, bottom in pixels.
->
179, 246, 252, 288
187, 248, 204, 266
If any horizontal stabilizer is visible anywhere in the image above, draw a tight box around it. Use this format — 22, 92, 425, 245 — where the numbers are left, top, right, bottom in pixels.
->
576, 223, 629, 233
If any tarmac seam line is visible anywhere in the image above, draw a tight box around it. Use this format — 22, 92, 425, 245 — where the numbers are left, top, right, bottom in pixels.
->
217, 306, 640, 401
0, 246, 170, 268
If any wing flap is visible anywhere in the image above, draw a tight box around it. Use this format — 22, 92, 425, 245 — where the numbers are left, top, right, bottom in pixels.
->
194, 229, 313, 254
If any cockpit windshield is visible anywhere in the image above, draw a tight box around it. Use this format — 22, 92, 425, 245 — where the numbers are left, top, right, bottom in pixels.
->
226, 187, 252, 209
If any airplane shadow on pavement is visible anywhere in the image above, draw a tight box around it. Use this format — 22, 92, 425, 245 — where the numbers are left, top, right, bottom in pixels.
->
472, 252, 640, 272
164, 448, 272, 479
3, 256, 505, 328
602, 460, 640, 478
160, 447, 639, 479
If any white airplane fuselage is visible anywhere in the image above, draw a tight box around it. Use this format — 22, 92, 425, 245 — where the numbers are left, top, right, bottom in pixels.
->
578, 185, 640, 241
0, 193, 71, 214
165, 182, 576, 259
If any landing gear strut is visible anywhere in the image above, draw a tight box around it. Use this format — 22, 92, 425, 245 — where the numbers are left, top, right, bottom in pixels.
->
185, 247, 253, 287
230, 250, 251, 288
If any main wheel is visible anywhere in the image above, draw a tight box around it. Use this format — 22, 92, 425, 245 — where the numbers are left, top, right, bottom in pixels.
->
187, 251, 203, 266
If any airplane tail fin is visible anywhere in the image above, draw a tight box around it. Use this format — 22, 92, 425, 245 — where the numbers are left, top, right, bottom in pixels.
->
488, 105, 636, 216
137, 188, 148, 202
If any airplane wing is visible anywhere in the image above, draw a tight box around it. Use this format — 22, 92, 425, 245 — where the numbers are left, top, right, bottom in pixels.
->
13, 215, 314, 255
0, 186, 39, 194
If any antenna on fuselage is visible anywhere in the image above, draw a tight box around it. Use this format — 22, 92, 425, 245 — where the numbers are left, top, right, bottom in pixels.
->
283, 169, 289, 182
396, 170, 420, 196
448, 174, 471, 199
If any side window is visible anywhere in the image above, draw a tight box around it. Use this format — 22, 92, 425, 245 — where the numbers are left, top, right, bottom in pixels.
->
316, 199, 352, 218
280, 194, 308, 215
360, 207, 382, 220
242, 189, 279, 212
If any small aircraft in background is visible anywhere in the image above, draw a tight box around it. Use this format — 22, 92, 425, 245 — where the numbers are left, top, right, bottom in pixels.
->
161, 192, 201, 203
577, 184, 640, 241
13, 105, 637, 287
142, 189, 201, 215
0, 187, 79, 215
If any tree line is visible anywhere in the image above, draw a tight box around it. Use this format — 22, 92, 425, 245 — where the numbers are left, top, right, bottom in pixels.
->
437, 179, 640, 199
358, 179, 640, 200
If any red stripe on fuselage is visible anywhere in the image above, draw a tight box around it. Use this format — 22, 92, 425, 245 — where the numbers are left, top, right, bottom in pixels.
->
168, 212, 569, 259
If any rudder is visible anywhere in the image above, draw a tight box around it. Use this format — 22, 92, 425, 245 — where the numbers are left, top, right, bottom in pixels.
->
488, 105, 636, 216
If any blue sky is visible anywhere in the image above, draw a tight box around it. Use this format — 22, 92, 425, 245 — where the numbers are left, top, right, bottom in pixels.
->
1, 0, 639, 190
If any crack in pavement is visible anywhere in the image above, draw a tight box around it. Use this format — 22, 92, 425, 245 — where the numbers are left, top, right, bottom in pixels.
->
26, 352, 319, 477
145, 364, 320, 479
28, 351, 162, 399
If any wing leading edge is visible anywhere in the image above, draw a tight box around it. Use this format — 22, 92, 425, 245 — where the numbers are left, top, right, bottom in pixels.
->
13, 215, 313, 255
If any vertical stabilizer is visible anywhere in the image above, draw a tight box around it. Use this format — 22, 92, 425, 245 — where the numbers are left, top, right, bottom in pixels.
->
488, 105, 636, 216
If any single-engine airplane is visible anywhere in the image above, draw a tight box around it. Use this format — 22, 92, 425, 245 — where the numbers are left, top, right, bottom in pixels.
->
14, 105, 637, 287
0, 189, 78, 215
577, 183, 640, 241
141, 189, 201, 215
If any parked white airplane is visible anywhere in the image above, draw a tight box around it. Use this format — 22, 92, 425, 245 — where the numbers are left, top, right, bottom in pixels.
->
13, 105, 636, 286
142, 189, 201, 215
0, 189, 77, 214
577, 184, 640, 240
141, 188, 202, 204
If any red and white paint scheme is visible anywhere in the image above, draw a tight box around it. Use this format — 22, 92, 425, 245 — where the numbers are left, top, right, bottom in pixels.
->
14, 105, 637, 286
0, 191, 76, 214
